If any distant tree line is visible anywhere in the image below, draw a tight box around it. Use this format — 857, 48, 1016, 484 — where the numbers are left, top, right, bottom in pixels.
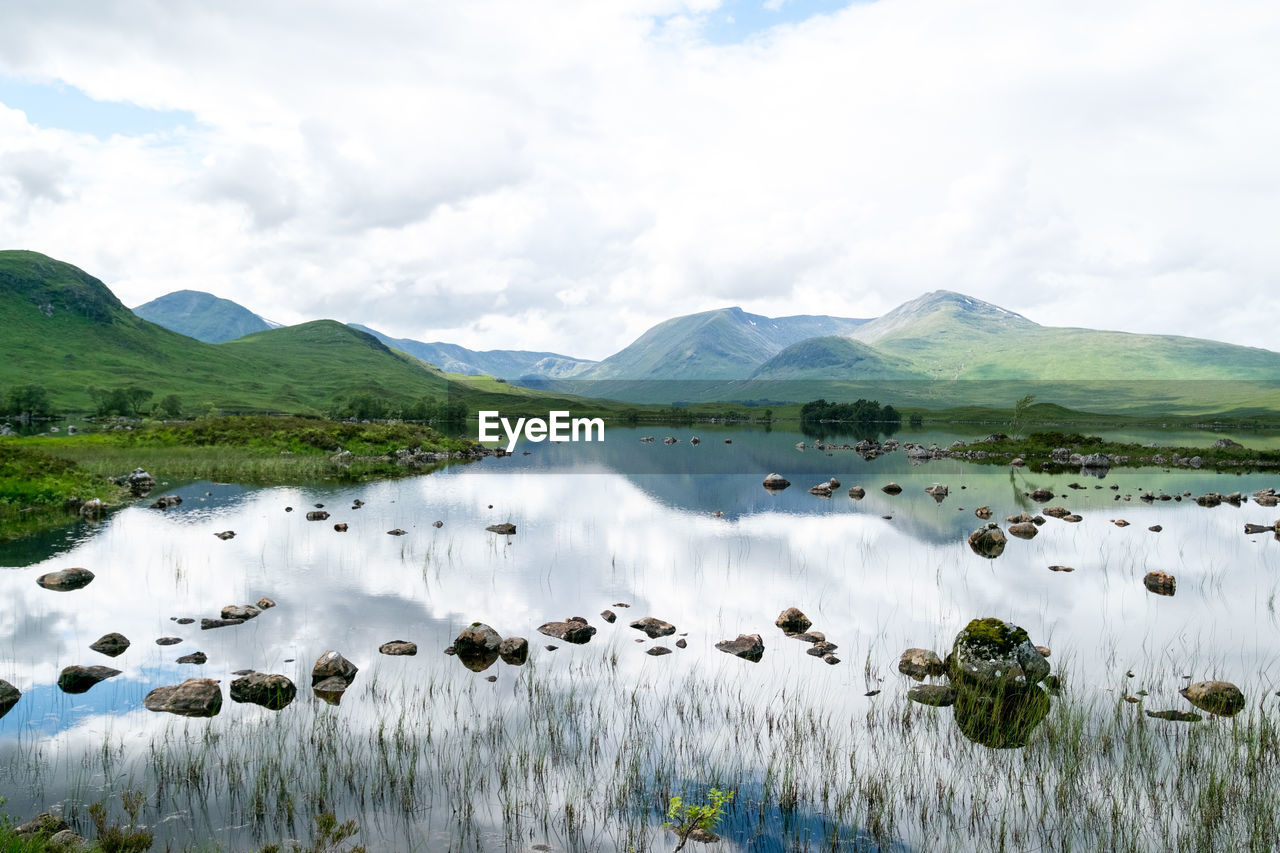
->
331, 393, 468, 424
800, 398, 902, 425
0, 384, 55, 418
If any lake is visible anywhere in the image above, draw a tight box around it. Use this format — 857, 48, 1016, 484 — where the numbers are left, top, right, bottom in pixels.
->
3, 425, 1280, 851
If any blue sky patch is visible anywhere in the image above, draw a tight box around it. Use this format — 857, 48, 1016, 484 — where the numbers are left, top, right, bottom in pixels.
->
0, 74, 195, 138
697, 0, 859, 45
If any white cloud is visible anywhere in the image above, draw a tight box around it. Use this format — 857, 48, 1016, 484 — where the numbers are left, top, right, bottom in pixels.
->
0, 0, 1277, 357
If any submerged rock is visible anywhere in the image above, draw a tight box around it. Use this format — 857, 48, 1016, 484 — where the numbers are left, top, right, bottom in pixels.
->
144, 678, 222, 717
214, 530, 236, 540
715, 633, 764, 662
1180, 681, 1245, 717
967, 524, 1007, 559
57, 665, 121, 694
908, 684, 957, 707
762, 473, 791, 490
775, 607, 812, 634
486, 522, 517, 534
881, 483, 902, 495
1143, 571, 1176, 596
1048, 565, 1075, 573
200, 617, 245, 629
498, 637, 529, 665
230, 672, 297, 710
1146, 709, 1202, 722
36, 567, 95, 591
151, 495, 182, 509
925, 484, 949, 501
89, 632, 130, 657
898, 648, 946, 680
630, 616, 677, 639
15, 813, 68, 838
311, 650, 359, 686
1029, 488, 1055, 502
537, 616, 596, 644
949, 618, 1049, 688
1007, 521, 1038, 540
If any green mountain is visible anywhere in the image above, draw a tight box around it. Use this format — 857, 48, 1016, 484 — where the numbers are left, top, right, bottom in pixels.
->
576, 307, 868, 381
0, 251, 593, 417
133, 289, 275, 343
749, 336, 919, 380
850, 291, 1280, 380
349, 324, 596, 379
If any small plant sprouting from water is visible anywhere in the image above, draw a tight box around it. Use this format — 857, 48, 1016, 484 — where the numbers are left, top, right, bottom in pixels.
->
260, 812, 367, 853
664, 787, 733, 852
88, 789, 153, 853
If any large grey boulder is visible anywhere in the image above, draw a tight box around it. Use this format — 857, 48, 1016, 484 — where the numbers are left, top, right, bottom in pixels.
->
144, 678, 222, 717
949, 618, 1049, 688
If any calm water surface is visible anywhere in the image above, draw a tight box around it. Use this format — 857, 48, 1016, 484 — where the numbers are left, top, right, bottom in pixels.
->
2, 426, 1279, 851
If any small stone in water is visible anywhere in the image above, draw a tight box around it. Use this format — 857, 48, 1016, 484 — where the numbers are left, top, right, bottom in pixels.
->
676, 639, 687, 649
864, 688, 879, 695
176, 618, 194, 624
647, 646, 672, 656
156, 637, 182, 646
545, 645, 558, 651
486, 676, 497, 682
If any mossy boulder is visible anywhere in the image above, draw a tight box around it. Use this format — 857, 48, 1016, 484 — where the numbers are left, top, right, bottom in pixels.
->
1180, 681, 1245, 717
950, 618, 1049, 688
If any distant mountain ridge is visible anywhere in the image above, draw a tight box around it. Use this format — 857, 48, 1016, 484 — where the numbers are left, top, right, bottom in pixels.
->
573, 307, 870, 381
134, 289, 277, 343
32, 254, 1280, 412
349, 324, 596, 379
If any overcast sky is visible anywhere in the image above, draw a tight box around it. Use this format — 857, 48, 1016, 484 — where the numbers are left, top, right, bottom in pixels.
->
1, 0, 1278, 359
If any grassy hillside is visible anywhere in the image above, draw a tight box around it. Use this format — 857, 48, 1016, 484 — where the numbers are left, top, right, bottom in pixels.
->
577, 307, 867, 381
749, 335, 920, 380
0, 251, 618, 418
850, 291, 1280, 381
133, 289, 274, 342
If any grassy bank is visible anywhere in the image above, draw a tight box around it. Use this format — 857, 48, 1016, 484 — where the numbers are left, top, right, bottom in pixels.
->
0, 416, 476, 542
958, 430, 1280, 472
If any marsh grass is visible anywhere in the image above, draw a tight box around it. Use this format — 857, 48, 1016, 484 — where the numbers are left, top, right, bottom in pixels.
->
9, 647, 1280, 852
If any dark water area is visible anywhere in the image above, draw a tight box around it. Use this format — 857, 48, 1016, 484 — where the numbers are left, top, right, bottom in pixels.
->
2, 425, 1279, 851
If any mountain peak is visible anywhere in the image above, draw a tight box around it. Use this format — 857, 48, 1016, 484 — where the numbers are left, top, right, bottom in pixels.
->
134, 289, 274, 342
851, 290, 1034, 344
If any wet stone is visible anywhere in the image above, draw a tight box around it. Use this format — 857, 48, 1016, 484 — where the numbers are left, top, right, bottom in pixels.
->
177, 652, 207, 665
89, 632, 130, 657
36, 568, 95, 591
630, 617, 676, 639
646, 646, 673, 656
156, 637, 182, 645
